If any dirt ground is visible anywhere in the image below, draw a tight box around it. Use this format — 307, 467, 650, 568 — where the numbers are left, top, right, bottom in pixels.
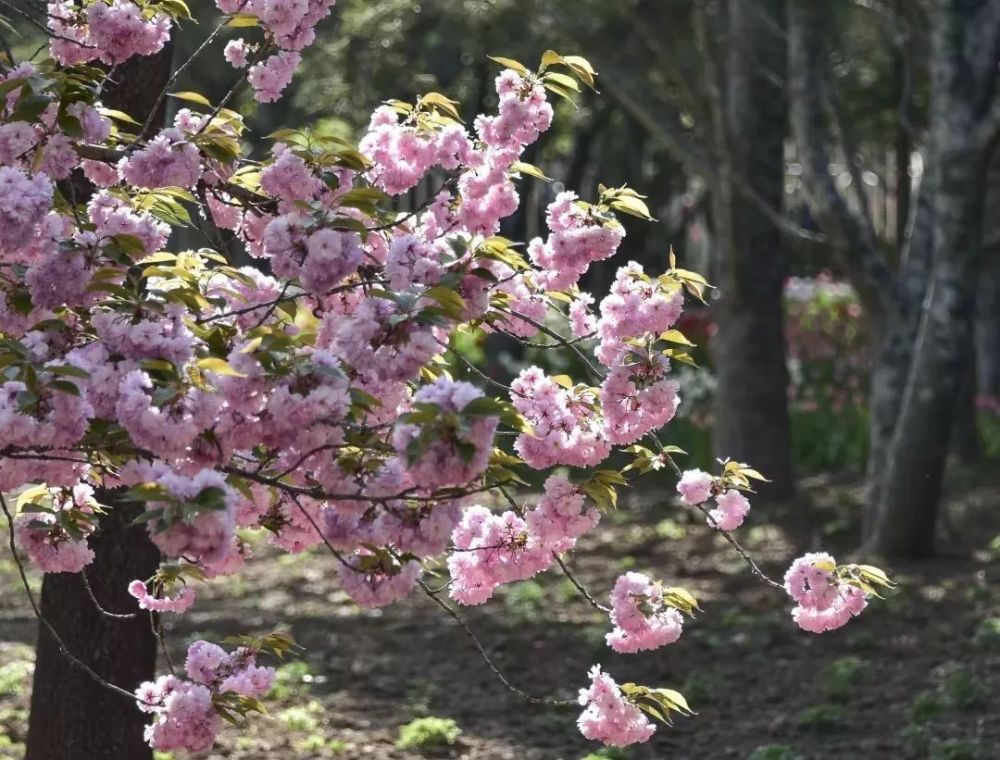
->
1, 475, 998, 760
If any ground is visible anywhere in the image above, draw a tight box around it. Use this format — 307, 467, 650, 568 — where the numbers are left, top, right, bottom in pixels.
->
0, 475, 998, 760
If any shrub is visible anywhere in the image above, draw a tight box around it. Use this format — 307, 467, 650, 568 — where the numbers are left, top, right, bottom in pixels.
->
397, 717, 463, 750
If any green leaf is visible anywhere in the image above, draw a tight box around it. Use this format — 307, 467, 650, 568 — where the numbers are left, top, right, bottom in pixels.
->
662, 586, 700, 616
488, 56, 529, 75
659, 329, 695, 347
48, 379, 81, 396
542, 72, 580, 92
582, 480, 617, 511
47, 364, 90, 379
16, 485, 50, 511
226, 12, 259, 27
560, 55, 598, 89
158, 0, 193, 20
850, 564, 895, 588
99, 107, 141, 126
422, 285, 466, 320
418, 91, 463, 122
510, 161, 552, 182
121, 482, 172, 502
461, 397, 504, 416
539, 50, 563, 71
652, 688, 694, 715
140, 359, 178, 374
611, 195, 655, 221
195, 357, 246, 377
0, 78, 27, 98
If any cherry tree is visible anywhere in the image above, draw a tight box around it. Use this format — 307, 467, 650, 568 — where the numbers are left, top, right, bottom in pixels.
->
0, 0, 893, 754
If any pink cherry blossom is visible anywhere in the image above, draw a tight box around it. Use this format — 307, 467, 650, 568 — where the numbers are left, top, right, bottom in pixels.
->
606, 572, 684, 654
577, 665, 656, 747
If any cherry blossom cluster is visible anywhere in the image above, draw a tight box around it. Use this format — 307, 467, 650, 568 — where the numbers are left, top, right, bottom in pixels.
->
135, 640, 274, 753
605, 572, 685, 654
391, 377, 499, 490
448, 474, 598, 605
783, 553, 869, 633
528, 191, 625, 290
676, 468, 752, 532
0, 12, 896, 751
577, 666, 656, 747
216, 0, 337, 101
128, 578, 197, 613
0, 168, 54, 253
48, 0, 171, 67
595, 262, 685, 367
12, 484, 99, 573
510, 367, 610, 468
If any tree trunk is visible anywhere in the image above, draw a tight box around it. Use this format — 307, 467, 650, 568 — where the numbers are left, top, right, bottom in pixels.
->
977, 245, 1000, 400
951, 351, 983, 462
711, 0, 795, 501
976, 146, 1000, 400
866, 169, 984, 557
26, 498, 160, 760
864, 0, 994, 558
863, 175, 935, 537
26, 43, 174, 760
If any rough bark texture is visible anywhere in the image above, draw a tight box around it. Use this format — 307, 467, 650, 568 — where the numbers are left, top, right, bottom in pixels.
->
711, 0, 794, 501
978, 246, 1000, 398
25, 43, 174, 760
864, 0, 996, 558
863, 178, 934, 538
977, 147, 1000, 399
26, 498, 160, 760
789, 0, 999, 557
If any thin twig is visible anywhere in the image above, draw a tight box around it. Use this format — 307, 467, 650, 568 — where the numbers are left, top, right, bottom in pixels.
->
150, 611, 177, 676
496, 307, 603, 379
647, 435, 785, 590
136, 16, 234, 144
416, 578, 576, 707
552, 553, 610, 613
80, 570, 139, 619
293, 490, 574, 708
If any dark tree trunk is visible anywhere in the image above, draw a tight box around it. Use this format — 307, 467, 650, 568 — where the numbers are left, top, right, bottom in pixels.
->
977, 147, 1000, 400
26, 43, 174, 760
866, 163, 984, 556
26, 498, 160, 760
864, 177, 935, 534
711, 0, 795, 501
951, 352, 983, 462
864, 0, 995, 558
789, 0, 998, 558
978, 245, 1000, 400
892, 0, 914, 250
